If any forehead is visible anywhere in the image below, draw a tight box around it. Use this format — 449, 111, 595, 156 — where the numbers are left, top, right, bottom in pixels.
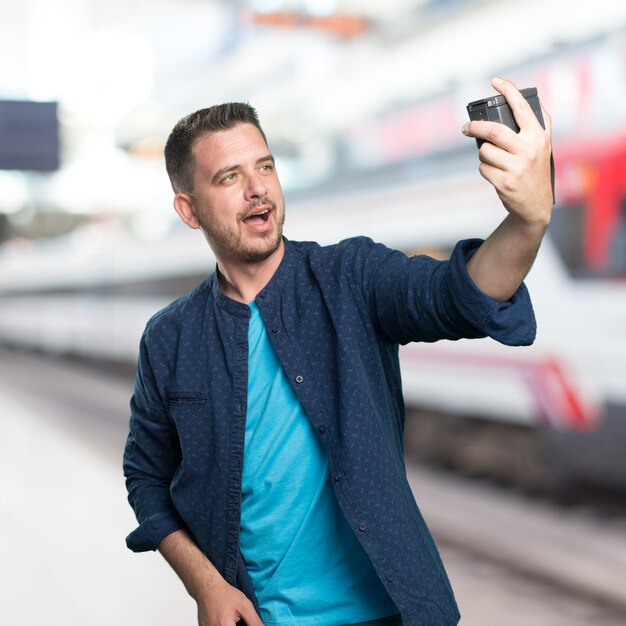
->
192, 123, 269, 175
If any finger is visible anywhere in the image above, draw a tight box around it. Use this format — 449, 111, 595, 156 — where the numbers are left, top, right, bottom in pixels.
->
238, 602, 264, 626
491, 76, 541, 132
477, 161, 506, 192
464, 119, 519, 153
478, 141, 514, 171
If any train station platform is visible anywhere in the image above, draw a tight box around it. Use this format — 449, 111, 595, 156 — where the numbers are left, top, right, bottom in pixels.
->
0, 357, 195, 626
2, 348, 625, 625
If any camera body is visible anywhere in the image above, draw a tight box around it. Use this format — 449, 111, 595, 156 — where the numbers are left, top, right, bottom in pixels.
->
466, 87, 554, 203
466, 87, 544, 147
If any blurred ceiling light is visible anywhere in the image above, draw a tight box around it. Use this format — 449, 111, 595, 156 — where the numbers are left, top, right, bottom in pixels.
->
250, 0, 284, 14
59, 30, 154, 124
339, 0, 425, 20
303, 0, 339, 17
45, 132, 143, 215
43, 126, 174, 218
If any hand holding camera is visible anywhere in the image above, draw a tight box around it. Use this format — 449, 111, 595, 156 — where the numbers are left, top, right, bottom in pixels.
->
463, 77, 555, 219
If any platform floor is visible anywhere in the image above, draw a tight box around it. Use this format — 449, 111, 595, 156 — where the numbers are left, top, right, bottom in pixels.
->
0, 371, 195, 625
1, 349, 625, 625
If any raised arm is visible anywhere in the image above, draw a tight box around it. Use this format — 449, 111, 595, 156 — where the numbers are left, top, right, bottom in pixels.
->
462, 77, 553, 301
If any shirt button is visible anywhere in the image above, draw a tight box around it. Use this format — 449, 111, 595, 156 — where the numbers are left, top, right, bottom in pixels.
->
236, 401, 244, 413
334, 473, 341, 482
238, 347, 245, 358
271, 327, 278, 333
358, 522, 367, 532
295, 375, 304, 384
259, 291, 267, 299
386, 573, 394, 582
318, 424, 327, 434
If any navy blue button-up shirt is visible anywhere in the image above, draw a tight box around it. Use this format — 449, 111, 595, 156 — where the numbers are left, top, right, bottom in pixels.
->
123, 236, 536, 626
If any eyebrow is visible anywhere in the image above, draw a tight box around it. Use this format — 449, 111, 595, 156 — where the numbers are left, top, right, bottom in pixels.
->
211, 154, 275, 184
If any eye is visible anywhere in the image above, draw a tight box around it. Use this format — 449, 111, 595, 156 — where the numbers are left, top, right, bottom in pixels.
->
259, 163, 274, 173
221, 172, 238, 184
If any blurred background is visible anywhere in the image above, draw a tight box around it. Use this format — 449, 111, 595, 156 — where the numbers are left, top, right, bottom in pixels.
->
1, 0, 626, 624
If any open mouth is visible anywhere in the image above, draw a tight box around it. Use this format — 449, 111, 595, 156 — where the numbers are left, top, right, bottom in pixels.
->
243, 208, 271, 226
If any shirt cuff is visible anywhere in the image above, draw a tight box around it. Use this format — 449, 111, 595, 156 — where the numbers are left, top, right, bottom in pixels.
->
125, 511, 185, 552
449, 238, 537, 346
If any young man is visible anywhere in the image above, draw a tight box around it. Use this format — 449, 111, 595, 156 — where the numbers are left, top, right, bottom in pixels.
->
123, 77, 553, 626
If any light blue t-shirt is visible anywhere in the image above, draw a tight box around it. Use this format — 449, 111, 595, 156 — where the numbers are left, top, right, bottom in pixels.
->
239, 302, 398, 626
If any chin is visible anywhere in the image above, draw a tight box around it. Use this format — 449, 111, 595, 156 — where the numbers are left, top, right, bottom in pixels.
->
238, 234, 282, 263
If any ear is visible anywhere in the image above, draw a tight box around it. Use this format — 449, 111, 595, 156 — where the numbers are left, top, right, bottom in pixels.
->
173, 193, 200, 229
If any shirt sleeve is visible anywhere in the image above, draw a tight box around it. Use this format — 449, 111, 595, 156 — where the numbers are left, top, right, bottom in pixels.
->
123, 331, 185, 552
361, 237, 536, 346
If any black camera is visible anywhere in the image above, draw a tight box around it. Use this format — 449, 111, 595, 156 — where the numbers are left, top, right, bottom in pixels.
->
466, 87, 554, 203
467, 87, 543, 146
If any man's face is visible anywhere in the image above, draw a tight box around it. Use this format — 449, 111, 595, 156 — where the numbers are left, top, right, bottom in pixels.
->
184, 123, 285, 265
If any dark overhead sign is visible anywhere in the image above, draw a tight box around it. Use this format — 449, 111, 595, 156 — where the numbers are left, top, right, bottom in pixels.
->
0, 100, 60, 172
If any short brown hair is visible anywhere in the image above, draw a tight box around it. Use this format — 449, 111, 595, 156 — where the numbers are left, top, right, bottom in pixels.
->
164, 102, 268, 194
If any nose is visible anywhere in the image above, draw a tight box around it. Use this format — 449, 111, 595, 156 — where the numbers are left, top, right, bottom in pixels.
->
244, 171, 268, 201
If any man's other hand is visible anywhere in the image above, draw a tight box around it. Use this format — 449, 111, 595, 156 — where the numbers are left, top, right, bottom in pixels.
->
196, 575, 264, 626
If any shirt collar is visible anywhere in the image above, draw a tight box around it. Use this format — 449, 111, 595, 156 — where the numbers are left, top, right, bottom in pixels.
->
212, 237, 294, 316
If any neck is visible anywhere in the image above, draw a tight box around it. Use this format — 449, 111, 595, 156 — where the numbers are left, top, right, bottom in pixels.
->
215, 240, 285, 304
